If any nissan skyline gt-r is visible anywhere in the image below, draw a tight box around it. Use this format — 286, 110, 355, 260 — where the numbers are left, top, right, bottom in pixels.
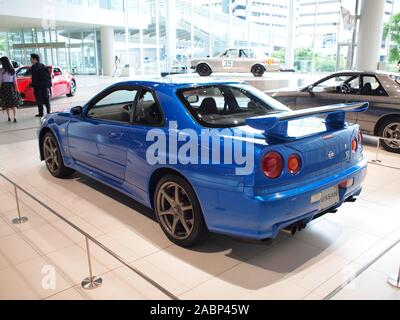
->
266, 71, 400, 153
191, 48, 281, 77
16, 66, 76, 103
38, 79, 368, 247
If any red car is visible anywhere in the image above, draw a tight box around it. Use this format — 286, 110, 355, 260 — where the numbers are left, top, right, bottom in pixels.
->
16, 66, 76, 102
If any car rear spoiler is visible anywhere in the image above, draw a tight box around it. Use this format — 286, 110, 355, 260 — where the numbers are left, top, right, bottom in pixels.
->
246, 102, 369, 142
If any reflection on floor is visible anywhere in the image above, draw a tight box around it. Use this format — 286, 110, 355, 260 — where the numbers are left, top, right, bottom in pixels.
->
0, 76, 399, 300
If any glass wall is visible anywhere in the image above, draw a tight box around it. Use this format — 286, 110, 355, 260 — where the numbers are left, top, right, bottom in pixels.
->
4, 27, 99, 75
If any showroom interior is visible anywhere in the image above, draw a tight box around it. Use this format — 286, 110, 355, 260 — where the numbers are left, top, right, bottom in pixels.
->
0, 0, 399, 301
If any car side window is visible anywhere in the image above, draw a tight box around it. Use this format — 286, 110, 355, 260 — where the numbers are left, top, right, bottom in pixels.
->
88, 88, 138, 123
228, 49, 239, 58
313, 75, 359, 94
239, 49, 249, 58
361, 76, 388, 96
53, 68, 62, 75
16, 67, 31, 77
132, 90, 163, 126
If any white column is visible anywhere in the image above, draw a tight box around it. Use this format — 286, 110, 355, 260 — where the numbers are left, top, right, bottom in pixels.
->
100, 26, 114, 76
285, 0, 295, 69
356, 0, 385, 71
165, 0, 176, 70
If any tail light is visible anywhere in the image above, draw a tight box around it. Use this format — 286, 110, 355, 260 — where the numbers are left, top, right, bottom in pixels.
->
288, 154, 302, 175
262, 152, 283, 179
352, 138, 358, 153
358, 131, 363, 146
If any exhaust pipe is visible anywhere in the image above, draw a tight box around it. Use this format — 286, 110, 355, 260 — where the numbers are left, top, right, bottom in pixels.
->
281, 221, 307, 236
281, 226, 298, 236
345, 196, 357, 203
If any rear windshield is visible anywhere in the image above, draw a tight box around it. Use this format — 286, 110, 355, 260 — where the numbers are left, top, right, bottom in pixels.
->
177, 84, 290, 128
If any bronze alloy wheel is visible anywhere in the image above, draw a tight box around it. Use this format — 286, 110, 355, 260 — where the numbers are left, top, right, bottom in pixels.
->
43, 135, 60, 174
42, 132, 75, 178
156, 181, 195, 240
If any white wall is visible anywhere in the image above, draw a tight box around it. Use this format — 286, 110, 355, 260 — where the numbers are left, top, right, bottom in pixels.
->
0, 0, 125, 29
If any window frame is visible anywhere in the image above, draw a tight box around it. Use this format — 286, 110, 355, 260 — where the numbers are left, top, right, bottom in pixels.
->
361, 74, 388, 97
84, 85, 165, 127
310, 73, 361, 95
176, 84, 283, 129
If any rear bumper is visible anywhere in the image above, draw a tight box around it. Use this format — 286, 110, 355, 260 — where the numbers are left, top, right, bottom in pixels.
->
199, 159, 368, 240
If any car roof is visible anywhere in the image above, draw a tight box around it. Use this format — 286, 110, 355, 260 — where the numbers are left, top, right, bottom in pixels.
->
111, 77, 244, 89
331, 70, 400, 77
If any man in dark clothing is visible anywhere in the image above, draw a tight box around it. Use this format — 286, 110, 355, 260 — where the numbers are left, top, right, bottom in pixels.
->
30, 54, 52, 117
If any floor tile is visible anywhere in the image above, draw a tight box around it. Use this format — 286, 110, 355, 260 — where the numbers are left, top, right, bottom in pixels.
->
21, 224, 75, 255
331, 269, 400, 300
0, 233, 40, 270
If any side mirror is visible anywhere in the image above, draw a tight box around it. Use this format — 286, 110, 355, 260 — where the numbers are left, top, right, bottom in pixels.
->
71, 106, 83, 116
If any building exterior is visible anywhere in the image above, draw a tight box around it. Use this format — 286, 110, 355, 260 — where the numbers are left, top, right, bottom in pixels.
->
0, 0, 397, 76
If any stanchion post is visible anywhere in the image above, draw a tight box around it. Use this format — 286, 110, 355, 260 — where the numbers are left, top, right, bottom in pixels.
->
11, 184, 28, 225
81, 236, 102, 290
372, 138, 382, 163
387, 264, 400, 289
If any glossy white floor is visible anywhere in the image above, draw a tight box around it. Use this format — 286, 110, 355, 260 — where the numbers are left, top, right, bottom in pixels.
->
0, 76, 399, 300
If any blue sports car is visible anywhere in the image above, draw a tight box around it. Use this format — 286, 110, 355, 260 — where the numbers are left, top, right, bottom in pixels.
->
38, 79, 368, 247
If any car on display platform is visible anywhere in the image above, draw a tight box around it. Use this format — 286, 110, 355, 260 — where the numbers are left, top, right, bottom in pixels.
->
191, 48, 281, 77
16, 66, 76, 103
38, 79, 368, 247
266, 71, 400, 153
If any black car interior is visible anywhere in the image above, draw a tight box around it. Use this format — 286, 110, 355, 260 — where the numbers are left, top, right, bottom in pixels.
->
133, 95, 163, 125
88, 88, 163, 125
198, 97, 219, 116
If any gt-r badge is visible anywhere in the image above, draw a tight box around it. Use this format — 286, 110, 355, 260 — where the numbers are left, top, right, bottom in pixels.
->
328, 151, 335, 160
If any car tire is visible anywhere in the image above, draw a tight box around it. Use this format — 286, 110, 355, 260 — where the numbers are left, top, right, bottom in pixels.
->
378, 117, 400, 153
154, 174, 209, 247
66, 80, 76, 97
251, 64, 265, 77
42, 132, 75, 178
196, 63, 212, 77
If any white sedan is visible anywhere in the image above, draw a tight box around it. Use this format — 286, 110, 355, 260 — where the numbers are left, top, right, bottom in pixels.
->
191, 48, 281, 77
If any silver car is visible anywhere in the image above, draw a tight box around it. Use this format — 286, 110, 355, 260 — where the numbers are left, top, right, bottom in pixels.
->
191, 48, 281, 77
266, 71, 400, 153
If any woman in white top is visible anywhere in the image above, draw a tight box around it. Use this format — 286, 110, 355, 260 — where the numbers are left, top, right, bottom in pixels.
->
0, 56, 19, 122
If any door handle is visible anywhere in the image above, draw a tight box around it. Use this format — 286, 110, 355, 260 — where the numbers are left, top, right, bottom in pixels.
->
109, 132, 124, 139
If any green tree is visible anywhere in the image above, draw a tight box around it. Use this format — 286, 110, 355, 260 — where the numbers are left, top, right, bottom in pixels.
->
272, 48, 286, 62
383, 13, 400, 63
0, 38, 5, 55
294, 47, 313, 60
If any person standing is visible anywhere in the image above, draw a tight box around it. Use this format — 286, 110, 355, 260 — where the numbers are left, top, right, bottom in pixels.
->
30, 53, 52, 117
112, 55, 120, 78
0, 56, 19, 123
